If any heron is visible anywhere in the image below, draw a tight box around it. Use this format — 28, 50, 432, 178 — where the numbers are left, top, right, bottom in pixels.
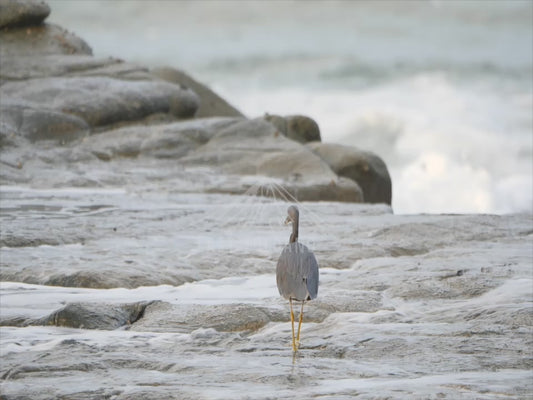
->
276, 205, 319, 352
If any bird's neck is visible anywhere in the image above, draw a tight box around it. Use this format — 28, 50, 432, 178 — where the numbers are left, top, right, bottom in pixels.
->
289, 220, 299, 243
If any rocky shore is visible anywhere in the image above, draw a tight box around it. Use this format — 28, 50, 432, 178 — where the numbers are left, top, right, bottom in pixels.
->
1, 1, 531, 399
0, 0, 391, 205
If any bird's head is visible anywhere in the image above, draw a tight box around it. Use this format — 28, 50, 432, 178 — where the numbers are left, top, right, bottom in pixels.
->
284, 205, 299, 225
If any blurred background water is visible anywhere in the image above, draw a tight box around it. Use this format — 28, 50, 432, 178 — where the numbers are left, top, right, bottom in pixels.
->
47, 0, 532, 214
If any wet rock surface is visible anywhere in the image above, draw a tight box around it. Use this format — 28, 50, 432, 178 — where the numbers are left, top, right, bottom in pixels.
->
1, 186, 532, 400
1, 1, 532, 399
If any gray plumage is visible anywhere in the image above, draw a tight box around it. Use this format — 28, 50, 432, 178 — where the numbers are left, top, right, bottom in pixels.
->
276, 205, 319, 301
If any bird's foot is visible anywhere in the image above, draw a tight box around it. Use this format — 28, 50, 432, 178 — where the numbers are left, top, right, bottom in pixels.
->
292, 339, 301, 352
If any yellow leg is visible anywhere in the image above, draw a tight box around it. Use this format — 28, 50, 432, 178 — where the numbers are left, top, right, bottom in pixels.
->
290, 298, 297, 352
295, 301, 305, 349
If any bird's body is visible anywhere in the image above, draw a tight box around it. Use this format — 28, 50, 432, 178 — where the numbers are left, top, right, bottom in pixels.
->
276, 242, 318, 301
276, 205, 319, 352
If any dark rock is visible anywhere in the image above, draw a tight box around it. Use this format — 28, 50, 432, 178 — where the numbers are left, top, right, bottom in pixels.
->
81, 117, 239, 160
307, 142, 392, 205
184, 118, 327, 178
0, 0, 50, 28
264, 113, 321, 143
0, 23, 92, 58
130, 302, 271, 333
0, 76, 200, 131
151, 66, 244, 118
1, 99, 89, 143
36, 301, 153, 330
182, 118, 363, 202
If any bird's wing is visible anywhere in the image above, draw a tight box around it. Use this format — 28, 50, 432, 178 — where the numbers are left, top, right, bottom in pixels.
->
304, 250, 319, 299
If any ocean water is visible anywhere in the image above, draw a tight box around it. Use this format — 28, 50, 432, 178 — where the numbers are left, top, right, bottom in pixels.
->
46, 0, 533, 214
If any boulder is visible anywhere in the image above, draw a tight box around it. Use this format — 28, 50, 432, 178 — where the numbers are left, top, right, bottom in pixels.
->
0, 0, 50, 28
36, 301, 152, 330
1, 99, 89, 143
80, 117, 240, 160
183, 118, 325, 178
73, 59, 154, 81
0, 77, 200, 133
130, 301, 338, 335
0, 23, 92, 58
307, 142, 392, 205
282, 177, 363, 203
0, 53, 158, 82
182, 118, 363, 202
130, 302, 271, 333
151, 66, 244, 118
0, 54, 120, 80
263, 113, 321, 143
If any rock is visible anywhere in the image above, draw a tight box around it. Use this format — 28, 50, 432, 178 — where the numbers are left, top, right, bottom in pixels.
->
0, 238, 200, 288
264, 113, 321, 143
74, 60, 154, 81
0, 23, 92, 58
36, 301, 152, 330
1, 99, 89, 143
203, 176, 363, 203
182, 118, 363, 202
275, 177, 363, 203
42, 262, 198, 289
184, 118, 324, 177
0, 77, 200, 133
0, 54, 120, 80
0, 53, 157, 81
1, 190, 531, 399
0, 0, 50, 28
307, 142, 392, 205
80, 117, 239, 160
152, 66, 244, 118
130, 302, 271, 333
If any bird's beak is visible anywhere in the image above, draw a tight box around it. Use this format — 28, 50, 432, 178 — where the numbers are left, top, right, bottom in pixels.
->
284, 216, 292, 225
